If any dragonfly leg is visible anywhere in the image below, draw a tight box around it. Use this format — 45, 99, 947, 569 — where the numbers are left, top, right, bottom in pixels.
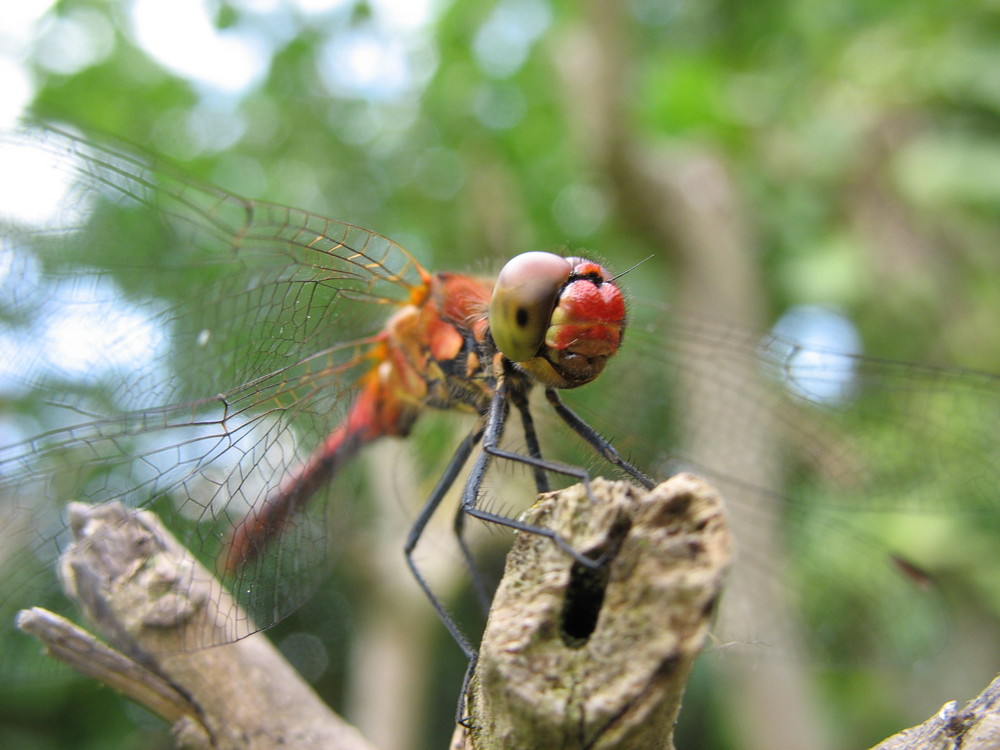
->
453, 386, 552, 615
513, 387, 551, 494
403, 428, 481, 662
405, 427, 492, 727
453, 499, 492, 615
461, 384, 605, 570
544, 387, 655, 489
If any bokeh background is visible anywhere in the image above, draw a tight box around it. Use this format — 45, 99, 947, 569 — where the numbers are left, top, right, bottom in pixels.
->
3, 1, 1000, 748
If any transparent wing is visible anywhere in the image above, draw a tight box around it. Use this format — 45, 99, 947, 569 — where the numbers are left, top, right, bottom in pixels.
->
0, 127, 430, 678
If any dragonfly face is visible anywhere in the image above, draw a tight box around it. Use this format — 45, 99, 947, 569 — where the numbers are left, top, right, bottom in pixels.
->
488, 251, 626, 388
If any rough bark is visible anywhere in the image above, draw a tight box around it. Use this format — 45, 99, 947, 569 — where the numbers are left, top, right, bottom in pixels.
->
452, 475, 732, 750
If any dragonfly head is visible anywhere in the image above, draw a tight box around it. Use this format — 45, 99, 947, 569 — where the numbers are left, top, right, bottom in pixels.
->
488, 251, 626, 389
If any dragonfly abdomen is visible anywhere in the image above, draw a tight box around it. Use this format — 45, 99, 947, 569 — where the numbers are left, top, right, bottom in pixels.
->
223, 271, 495, 572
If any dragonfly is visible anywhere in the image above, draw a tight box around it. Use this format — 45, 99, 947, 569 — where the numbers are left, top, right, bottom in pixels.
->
0, 126, 997, 710
0, 126, 649, 669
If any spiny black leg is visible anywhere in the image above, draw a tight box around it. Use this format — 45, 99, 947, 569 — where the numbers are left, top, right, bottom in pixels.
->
453, 385, 552, 614
460, 383, 604, 569
512, 387, 550, 494
453, 490, 492, 614
454, 382, 553, 615
544, 387, 654, 489
452, 376, 647, 724
473, 383, 593, 495
404, 428, 481, 662
456, 653, 480, 729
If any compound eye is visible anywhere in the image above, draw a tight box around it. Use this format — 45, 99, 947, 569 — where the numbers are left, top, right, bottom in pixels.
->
489, 252, 572, 362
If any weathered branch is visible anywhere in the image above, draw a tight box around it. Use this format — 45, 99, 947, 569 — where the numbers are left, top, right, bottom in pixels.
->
17, 607, 197, 727
18, 501, 376, 750
453, 475, 733, 750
